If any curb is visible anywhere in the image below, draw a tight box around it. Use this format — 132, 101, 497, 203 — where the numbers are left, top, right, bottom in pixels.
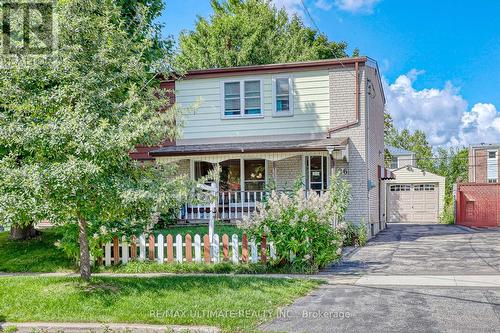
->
0, 322, 220, 333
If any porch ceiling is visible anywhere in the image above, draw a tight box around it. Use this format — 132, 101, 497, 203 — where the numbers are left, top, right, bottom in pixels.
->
149, 137, 349, 157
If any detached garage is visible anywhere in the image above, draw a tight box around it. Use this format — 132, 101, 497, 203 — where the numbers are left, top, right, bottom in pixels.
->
384, 166, 445, 223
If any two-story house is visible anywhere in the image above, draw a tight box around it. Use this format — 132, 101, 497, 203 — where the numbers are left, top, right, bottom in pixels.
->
133, 57, 393, 236
468, 143, 500, 183
383, 146, 445, 223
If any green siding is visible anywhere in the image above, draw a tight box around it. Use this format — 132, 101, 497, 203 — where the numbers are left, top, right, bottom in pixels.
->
176, 70, 330, 140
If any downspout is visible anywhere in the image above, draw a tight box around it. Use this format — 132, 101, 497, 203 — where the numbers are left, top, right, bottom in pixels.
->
328, 61, 360, 136
366, 72, 371, 234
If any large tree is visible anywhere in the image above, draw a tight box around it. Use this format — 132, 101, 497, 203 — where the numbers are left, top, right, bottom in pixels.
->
0, 0, 185, 279
176, 0, 350, 70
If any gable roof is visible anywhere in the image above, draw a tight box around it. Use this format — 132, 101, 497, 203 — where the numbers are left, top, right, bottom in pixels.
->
386, 146, 414, 156
164, 57, 368, 81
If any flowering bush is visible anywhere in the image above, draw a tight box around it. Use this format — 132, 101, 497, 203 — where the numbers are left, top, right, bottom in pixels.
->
240, 173, 350, 271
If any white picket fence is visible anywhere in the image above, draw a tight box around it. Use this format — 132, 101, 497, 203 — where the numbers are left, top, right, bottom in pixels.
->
101, 233, 276, 266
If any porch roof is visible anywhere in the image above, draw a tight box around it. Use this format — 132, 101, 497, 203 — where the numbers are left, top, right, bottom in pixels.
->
149, 137, 349, 157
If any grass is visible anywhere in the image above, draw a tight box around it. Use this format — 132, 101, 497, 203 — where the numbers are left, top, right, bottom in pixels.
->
0, 229, 76, 273
0, 275, 320, 332
0, 223, 241, 273
155, 222, 242, 238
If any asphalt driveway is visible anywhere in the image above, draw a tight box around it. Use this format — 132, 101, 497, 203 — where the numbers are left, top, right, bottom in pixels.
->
261, 224, 500, 333
322, 223, 500, 276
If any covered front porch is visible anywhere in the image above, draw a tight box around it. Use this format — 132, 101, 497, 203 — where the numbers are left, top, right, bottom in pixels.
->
150, 138, 349, 222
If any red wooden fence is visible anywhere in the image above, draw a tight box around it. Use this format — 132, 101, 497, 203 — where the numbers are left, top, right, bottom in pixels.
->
456, 183, 500, 227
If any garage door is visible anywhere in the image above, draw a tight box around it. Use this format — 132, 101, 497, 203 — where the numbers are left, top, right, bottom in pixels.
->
387, 183, 439, 223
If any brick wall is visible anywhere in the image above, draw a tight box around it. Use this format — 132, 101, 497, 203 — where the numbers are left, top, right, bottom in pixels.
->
366, 66, 386, 234
274, 156, 303, 191
176, 159, 190, 176
469, 148, 500, 183
329, 65, 368, 224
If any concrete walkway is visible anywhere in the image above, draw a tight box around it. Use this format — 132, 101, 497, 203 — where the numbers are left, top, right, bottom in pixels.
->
261, 223, 500, 333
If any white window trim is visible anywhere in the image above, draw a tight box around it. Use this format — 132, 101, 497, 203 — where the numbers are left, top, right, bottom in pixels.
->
487, 149, 498, 181
272, 75, 294, 117
220, 79, 264, 119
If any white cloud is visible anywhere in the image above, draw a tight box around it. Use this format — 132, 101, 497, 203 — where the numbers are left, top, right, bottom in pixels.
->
315, 0, 334, 11
334, 0, 381, 13
459, 103, 500, 145
384, 70, 500, 147
272, 0, 304, 16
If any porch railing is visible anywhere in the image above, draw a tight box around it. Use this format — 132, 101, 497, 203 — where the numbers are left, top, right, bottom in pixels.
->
177, 190, 333, 223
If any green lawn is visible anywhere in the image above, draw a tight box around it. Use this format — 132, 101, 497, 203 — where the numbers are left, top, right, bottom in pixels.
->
0, 275, 320, 332
0, 229, 76, 273
0, 223, 241, 273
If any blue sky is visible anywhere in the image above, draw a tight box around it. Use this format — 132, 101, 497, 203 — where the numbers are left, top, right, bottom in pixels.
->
159, 0, 500, 146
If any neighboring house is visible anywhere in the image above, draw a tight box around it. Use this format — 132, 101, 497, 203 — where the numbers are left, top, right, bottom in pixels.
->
387, 146, 416, 169
468, 143, 500, 183
132, 57, 393, 236
384, 146, 445, 223
455, 143, 500, 227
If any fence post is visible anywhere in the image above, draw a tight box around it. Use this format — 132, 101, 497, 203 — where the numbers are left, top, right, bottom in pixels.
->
242, 233, 248, 263
167, 234, 173, 263
176, 234, 183, 263
139, 234, 146, 261
148, 234, 155, 261
113, 236, 119, 265
121, 235, 129, 264
105, 243, 112, 266
231, 234, 239, 264
222, 234, 229, 261
212, 234, 220, 263
269, 242, 276, 260
250, 240, 258, 263
157, 234, 164, 264
185, 234, 192, 263
203, 234, 210, 263
260, 235, 267, 264
130, 235, 137, 260
194, 234, 201, 263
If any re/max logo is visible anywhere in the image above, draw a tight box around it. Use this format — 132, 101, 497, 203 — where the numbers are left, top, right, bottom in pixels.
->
1, 1, 55, 54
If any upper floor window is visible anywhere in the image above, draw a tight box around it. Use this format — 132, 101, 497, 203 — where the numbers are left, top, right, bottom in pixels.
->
272, 76, 293, 116
487, 149, 498, 182
390, 156, 398, 169
222, 80, 262, 118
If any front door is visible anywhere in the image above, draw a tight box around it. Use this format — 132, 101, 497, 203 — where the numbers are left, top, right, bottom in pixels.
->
305, 156, 328, 191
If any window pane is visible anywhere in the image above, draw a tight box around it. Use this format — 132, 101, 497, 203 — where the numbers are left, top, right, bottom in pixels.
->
194, 161, 213, 180
310, 156, 322, 183
244, 160, 265, 191
244, 81, 261, 115
276, 78, 289, 95
224, 82, 241, 116
225, 82, 240, 97
489, 151, 497, 158
276, 96, 289, 112
275, 78, 290, 113
244, 160, 265, 181
220, 159, 241, 191
245, 97, 261, 109
245, 81, 260, 95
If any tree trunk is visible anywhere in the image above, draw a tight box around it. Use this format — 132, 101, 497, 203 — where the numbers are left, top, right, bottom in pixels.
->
78, 217, 92, 280
9, 223, 38, 240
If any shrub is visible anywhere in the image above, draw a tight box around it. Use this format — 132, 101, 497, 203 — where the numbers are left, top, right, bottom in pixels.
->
339, 221, 367, 247
439, 203, 455, 224
240, 173, 350, 271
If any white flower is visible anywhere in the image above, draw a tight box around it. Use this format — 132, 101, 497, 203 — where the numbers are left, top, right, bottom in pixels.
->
99, 225, 108, 235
